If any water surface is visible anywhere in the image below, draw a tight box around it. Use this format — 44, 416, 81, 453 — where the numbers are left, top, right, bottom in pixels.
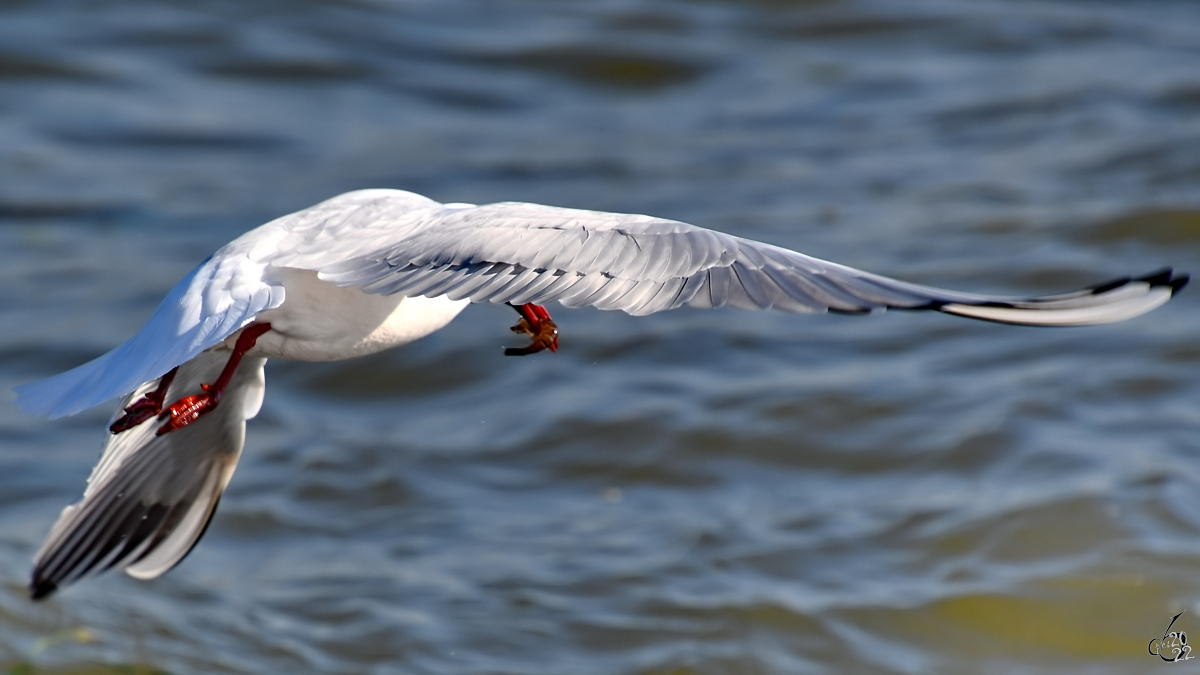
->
1, 1, 1199, 673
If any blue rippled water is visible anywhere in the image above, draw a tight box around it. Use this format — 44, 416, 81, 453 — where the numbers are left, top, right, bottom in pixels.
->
2, 1, 1199, 673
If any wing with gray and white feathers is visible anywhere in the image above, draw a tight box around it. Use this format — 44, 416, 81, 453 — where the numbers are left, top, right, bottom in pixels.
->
270, 195, 1187, 324
13, 189, 1188, 421
14, 237, 284, 420
30, 352, 265, 599
13, 190, 435, 419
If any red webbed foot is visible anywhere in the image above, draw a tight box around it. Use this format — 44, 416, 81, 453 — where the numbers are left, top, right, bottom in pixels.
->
506, 303, 559, 356
157, 384, 221, 436
153, 322, 271, 436
109, 367, 178, 434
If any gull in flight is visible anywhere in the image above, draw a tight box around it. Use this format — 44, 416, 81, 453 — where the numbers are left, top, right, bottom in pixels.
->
14, 188, 1187, 599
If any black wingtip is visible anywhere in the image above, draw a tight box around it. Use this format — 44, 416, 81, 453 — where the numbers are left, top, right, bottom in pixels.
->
1136, 267, 1173, 286
1136, 267, 1189, 295
30, 576, 57, 601
1168, 272, 1189, 295
1099, 268, 1189, 296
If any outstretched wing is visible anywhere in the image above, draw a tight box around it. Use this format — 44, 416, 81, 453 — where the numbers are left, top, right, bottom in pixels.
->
30, 352, 266, 600
14, 243, 283, 420
14, 189, 1188, 419
13, 190, 434, 419
280, 199, 1186, 323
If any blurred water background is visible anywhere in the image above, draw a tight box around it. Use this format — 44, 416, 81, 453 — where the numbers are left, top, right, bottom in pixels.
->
1, 0, 1199, 673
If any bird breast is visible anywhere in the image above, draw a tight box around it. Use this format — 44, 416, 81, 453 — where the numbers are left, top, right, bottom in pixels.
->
227, 268, 468, 362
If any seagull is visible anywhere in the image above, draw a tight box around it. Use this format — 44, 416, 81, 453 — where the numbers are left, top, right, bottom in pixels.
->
14, 188, 1187, 599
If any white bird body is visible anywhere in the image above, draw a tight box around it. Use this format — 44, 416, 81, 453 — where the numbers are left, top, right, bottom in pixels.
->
14, 188, 1187, 599
238, 268, 468, 362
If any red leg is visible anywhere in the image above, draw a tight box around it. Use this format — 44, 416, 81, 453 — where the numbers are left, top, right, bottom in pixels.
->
109, 367, 178, 434
505, 303, 559, 356
156, 322, 272, 436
